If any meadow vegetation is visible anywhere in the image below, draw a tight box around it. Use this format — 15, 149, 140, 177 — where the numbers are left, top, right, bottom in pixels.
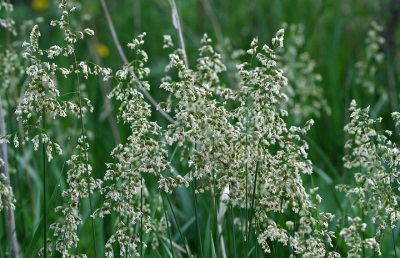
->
1, 0, 400, 257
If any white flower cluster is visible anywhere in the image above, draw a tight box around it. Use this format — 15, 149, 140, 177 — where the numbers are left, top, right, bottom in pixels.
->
0, 49, 24, 93
354, 21, 385, 95
99, 33, 173, 256
0, 171, 15, 211
11, 1, 113, 256
160, 31, 338, 256
0, 0, 16, 36
49, 136, 100, 257
339, 216, 380, 257
280, 24, 331, 123
337, 99, 400, 255
15, 0, 110, 163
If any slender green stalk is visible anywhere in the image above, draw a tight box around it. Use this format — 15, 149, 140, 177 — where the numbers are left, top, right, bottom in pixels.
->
164, 193, 190, 255
66, 7, 98, 251
244, 109, 249, 257
193, 178, 203, 258
161, 192, 175, 257
229, 205, 237, 258
392, 228, 397, 258
168, 0, 188, 68
41, 109, 47, 258
212, 171, 218, 255
244, 162, 248, 257
78, 100, 98, 257
247, 161, 259, 250
99, 0, 175, 124
140, 176, 143, 257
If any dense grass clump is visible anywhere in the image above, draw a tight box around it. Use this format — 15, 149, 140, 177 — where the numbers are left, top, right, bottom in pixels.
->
1, 0, 400, 257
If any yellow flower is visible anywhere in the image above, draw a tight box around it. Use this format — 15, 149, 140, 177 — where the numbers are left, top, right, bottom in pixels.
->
31, 0, 49, 11
96, 43, 109, 58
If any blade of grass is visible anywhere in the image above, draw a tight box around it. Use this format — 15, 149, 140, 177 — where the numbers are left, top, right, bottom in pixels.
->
168, 0, 188, 68
192, 177, 204, 258
229, 204, 237, 258
40, 109, 47, 258
210, 230, 217, 258
25, 143, 68, 258
247, 161, 259, 252
164, 192, 190, 255
303, 134, 339, 177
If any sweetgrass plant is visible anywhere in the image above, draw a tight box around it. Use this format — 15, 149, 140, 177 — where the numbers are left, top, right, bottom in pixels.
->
10, 1, 109, 256
279, 24, 331, 124
98, 32, 175, 257
1, 0, 400, 257
353, 21, 386, 97
337, 100, 400, 257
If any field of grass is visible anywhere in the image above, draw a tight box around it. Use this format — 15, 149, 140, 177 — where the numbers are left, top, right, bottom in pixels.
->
1, 0, 400, 257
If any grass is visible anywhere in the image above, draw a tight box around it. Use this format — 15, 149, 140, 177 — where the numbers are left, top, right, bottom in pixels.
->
1, 0, 400, 257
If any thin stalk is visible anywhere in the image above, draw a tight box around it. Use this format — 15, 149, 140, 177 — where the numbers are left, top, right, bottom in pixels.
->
193, 178, 204, 258
391, 228, 397, 258
161, 192, 175, 257
211, 173, 218, 255
167, 0, 188, 68
247, 161, 259, 250
87, 37, 121, 145
99, 0, 175, 124
229, 204, 236, 258
164, 193, 190, 255
41, 109, 47, 258
2, 0, 22, 255
140, 176, 143, 257
78, 93, 98, 258
244, 109, 249, 257
0, 97, 21, 257
65, 8, 98, 253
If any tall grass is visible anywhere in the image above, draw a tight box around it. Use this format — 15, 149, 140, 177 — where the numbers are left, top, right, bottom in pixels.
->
1, 0, 400, 257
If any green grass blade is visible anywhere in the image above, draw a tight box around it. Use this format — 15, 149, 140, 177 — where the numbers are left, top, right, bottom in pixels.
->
210, 230, 217, 258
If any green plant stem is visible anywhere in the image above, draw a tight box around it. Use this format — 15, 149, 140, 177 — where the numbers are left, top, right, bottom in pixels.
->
0, 97, 21, 257
41, 109, 47, 258
167, 0, 188, 68
78, 102, 98, 257
99, 0, 175, 124
392, 228, 397, 258
161, 192, 175, 257
229, 204, 237, 258
193, 178, 204, 258
244, 109, 249, 257
247, 161, 259, 250
211, 172, 218, 255
164, 193, 190, 255
67, 8, 98, 252
140, 176, 143, 257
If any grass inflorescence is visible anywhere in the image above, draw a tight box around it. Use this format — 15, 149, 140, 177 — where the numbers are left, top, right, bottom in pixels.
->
1, 0, 399, 257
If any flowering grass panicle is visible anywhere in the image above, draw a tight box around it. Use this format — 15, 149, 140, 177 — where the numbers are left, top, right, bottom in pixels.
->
161, 29, 337, 256
15, 2, 100, 160
280, 24, 331, 123
0, 0, 16, 36
0, 170, 15, 211
231, 30, 337, 257
12, 1, 109, 256
354, 21, 385, 96
99, 33, 174, 257
0, 48, 24, 94
161, 33, 243, 195
339, 216, 381, 257
3, 1, 399, 256
337, 99, 400, 255
48, 136, 101, 257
